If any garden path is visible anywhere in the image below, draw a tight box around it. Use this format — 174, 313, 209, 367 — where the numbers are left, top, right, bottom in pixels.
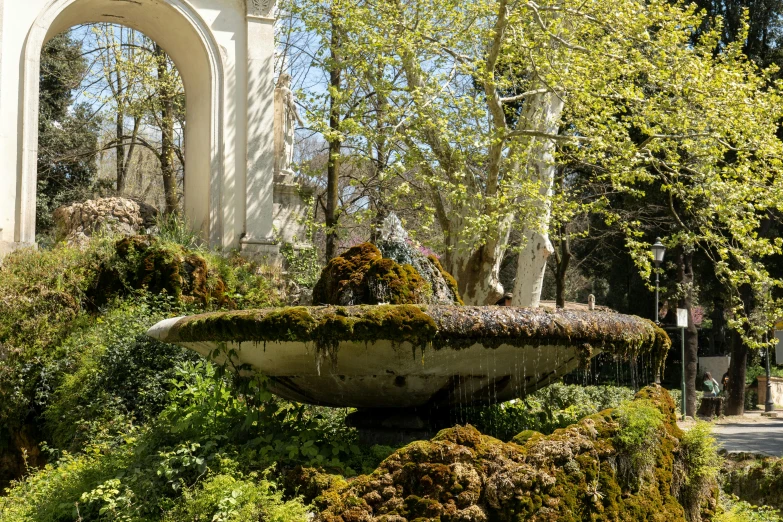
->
688, 413, 783, 456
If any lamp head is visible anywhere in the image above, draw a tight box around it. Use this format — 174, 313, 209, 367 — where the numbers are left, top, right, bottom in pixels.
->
652, 238, 666, 265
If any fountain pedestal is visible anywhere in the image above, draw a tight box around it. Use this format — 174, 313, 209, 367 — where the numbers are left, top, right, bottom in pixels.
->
346, 408, 441, 445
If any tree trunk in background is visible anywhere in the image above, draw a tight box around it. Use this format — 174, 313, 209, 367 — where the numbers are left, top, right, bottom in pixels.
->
156, 44, 178, 215
443, 221, 510, 305
553, 171, 570, 309
726, 285, 753, 415
554, 233, 570, 308
115, 68, 126, 194
324, 13, 342, 260
678, 247, 699, 416
512, 91, 563, 307
727, 330, 749, 415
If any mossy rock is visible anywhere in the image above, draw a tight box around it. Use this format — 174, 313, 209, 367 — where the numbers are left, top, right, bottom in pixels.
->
88, 235, 228, 307
511, 429, 544, 446
723, 455, 783, 513
283, 466, 349, 504
313, 243, 462, 306
315, 386, 712, 522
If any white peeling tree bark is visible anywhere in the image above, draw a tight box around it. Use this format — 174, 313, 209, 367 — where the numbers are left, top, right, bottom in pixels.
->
513, 90, 564, 308
443, 213, 512, 306
438, 0, 512, 306
392, 0, 564, 307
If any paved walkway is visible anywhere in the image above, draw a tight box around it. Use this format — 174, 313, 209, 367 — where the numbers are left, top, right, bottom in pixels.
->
681, 412, 783, 456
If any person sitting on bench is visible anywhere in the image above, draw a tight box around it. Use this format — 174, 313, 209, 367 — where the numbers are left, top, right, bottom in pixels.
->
703, 371, 721, 398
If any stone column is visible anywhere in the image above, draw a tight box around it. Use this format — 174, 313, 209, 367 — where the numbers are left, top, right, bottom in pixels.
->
241, 0, 279, 261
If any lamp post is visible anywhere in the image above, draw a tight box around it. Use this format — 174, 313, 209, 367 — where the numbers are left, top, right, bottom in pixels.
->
652, 238, 666, 323
766, 341, 775, 413
652, 238, 666, 385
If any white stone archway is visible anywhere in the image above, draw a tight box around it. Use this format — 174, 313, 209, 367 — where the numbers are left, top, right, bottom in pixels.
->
0, 0, 281, 257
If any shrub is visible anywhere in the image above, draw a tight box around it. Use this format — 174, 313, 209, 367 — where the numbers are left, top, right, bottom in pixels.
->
43, 295, 200, 450
723, 455, 783, 513
464, 382, 635, 440
676, 421, 722, 521
163, 473, 310, 522
715, 495, 783, 522
1, 357, 355, 520
280, 242, 321, 289
0, 234, 284, 490
614, 398, 665, 487
669, 388, 705, 414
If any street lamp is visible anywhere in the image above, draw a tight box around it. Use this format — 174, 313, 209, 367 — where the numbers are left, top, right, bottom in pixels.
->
652, 238, 666, 324
652, 238, 666, 385
766, 342, 775, 413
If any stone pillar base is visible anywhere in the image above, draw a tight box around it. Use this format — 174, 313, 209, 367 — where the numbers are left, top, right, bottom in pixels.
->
0, 241, 36, 262
240, 236, 281, 266
273, 174, 314, 247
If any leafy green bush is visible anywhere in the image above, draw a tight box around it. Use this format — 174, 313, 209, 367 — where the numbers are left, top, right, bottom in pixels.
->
42, 294, 200, 450
0, 355, 386, 520
280, 243, 321, 289
465, 382, 635, 440
614, 398, 665, 487
160, 361, 388, 476
669, 388, 705, 414
723, 455, 783, 514
745, 389, 760, 411
163, 473, 309, 522
715, 495, 783, 522
0, 232, 285, 489
745, 364, 783, 385
677, 421, 722, 521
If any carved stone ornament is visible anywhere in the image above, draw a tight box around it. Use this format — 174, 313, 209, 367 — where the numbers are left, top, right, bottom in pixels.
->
248, 0, 274, 17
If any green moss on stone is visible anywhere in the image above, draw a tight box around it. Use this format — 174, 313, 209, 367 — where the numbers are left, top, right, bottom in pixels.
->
723, 455, 783, 514
89, 235, 228, 307
315, 386, 714, 522
427, 255, 464, 305
313, 243, 383, 305
511, 429, 544, 446
365, 258, 432, 304
312, 243, 462, 306
169, 306, 671, 371
174, 305, 438, 353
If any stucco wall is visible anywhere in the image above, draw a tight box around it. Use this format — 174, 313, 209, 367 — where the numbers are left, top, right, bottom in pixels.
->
756, 376, 783, 407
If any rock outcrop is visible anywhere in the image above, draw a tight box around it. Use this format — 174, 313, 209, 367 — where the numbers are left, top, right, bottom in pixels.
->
723, 454, 783, 513
313, 215, 462, 306
310, 386, 715, 522
88, 235, 228, 308
53, 197, 158, 244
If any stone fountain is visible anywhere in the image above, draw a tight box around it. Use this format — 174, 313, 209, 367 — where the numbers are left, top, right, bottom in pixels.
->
148, 216, 669, 441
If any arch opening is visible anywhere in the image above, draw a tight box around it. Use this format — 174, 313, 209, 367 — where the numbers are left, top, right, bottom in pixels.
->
18, 0, 224, 246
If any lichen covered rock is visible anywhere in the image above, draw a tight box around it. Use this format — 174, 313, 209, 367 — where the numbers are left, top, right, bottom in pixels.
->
313, 216, 462, 306
313, 242, 461, 306
723, 454, 783, 513
313, 386, 707, 522
165, 305, 668, 368
53, 197, 158, 245
376, 214, 463, 305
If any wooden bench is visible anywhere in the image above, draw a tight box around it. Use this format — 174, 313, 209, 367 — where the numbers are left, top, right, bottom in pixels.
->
697, 396, 723, 418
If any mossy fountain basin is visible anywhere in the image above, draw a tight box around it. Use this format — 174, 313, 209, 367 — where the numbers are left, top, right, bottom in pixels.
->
147, 304, 669, 409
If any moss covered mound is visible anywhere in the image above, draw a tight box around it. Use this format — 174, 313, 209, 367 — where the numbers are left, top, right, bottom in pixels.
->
723, 455, 783, 512
312, 386, 709, 522
89, 235, 229, 307
313, 243, 462, 306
